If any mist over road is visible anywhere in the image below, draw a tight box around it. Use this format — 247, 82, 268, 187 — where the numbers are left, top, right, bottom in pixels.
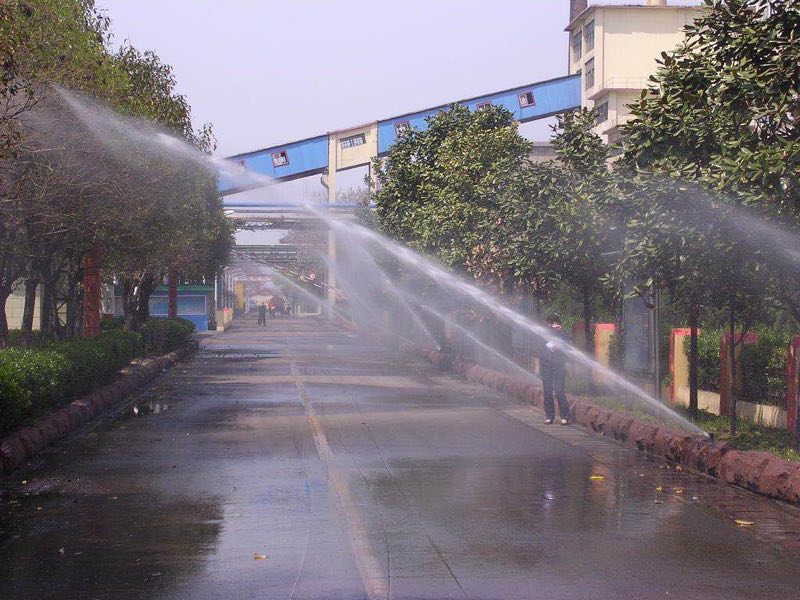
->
2, 316, 799, 599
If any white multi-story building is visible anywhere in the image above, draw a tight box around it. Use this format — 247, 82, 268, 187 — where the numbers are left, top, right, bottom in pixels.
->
567, 0, 703, 144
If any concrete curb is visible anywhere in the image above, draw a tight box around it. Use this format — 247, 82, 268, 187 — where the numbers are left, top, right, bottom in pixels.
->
0, 341, 198, 477
418, 347, 800, 506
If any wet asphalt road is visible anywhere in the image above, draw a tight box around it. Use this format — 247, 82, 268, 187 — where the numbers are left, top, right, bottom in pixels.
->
2, 316, 800, 599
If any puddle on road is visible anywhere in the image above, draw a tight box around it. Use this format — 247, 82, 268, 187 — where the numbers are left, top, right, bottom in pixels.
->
204, 351, 282, 360
130, 401, 169, 417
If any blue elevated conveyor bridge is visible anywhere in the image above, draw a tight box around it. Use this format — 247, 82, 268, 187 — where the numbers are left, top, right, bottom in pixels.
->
219, 74, 581, 198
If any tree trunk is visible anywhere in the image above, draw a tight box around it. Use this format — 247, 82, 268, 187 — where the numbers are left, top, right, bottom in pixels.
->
688, 300, 699, 416
582, 289, 595, 392
64, 265, 79, 340
0, 288, 11, 347
136, 276, 157, 324
121, 280, 136, 331
21, 278, 39, 339
729, 307, 737, 437
795, 398, 800, 451
40, 278, 53, 335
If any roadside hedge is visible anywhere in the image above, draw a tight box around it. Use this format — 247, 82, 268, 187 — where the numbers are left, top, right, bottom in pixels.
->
51, 329, 143, 396
741, 329, 791, 407
0, 330, 142, 434
0, 318, 195, 436
683, 328, 791, 407
140, 318, 195, 356
683, 329, 722, 393
100, 315, 125, 331
0, 349, 72, 432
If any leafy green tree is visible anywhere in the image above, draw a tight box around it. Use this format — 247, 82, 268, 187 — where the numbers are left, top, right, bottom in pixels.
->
374, 104, 532, 279
0, 0, 232, 339
621, 0, 796, 434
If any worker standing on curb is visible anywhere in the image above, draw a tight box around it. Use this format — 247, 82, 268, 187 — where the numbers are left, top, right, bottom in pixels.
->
541, 313, 570, 426
257, 301, 267, 327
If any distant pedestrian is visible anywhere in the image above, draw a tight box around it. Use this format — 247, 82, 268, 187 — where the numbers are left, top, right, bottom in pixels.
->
257, 302, 266, 326
540, 313, 570, 425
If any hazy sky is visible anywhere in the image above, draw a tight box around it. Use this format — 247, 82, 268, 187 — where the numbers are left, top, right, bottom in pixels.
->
95, 0, 571, 158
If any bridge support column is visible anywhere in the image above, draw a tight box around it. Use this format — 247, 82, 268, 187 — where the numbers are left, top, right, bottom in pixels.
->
324, 166, 337, 318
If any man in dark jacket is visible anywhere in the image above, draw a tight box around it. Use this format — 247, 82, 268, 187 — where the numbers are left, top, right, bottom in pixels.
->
540, 313, 570, 425
257, 302, 267, 326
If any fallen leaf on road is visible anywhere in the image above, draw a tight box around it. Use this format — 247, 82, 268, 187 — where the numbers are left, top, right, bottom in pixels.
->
655, 486, 663, 492
674, 489, 684, 494
675, 465, 683, 472
589, 475, 605, 481
654, 499, 664, 504
735, 519, 754, 527
253, 553, 269, 561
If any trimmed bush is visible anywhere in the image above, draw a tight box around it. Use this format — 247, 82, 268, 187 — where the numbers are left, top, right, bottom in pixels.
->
5, 329, 57, 348
0, 330, 143, 434
100, 315, 125, 331
140, 318, 195, 356
741, 329, 791, 408
683, 328, 791, 407
684, 329, 722, 393
51, 330, 142, 395
0, 356, 31, 433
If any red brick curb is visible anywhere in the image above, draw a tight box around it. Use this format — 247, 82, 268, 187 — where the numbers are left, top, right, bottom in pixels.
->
418, 347, 800, 506
0, 342, 197, 477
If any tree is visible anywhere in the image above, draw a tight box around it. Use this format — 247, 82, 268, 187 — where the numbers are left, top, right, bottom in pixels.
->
621, 0, 797, 434
0, 1, 232, 339
373, 104, 532, 278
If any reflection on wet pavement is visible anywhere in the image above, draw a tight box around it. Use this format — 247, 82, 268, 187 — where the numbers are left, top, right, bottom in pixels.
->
1, 315, 799, 599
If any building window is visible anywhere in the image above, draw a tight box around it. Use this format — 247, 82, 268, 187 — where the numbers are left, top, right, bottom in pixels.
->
518, 91, 535, 108
340, 133, 366, 149
595, 101, 608, 125
395, 121, 411, 136
476, 101, 492, 111
584, 58, 595, 90
271, 151, 289, 168
571, 31, 582, 61
584, 20, 595, 52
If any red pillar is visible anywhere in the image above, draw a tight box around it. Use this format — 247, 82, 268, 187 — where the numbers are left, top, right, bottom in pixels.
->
168, 272, 178, 319
83, 247, 102, 338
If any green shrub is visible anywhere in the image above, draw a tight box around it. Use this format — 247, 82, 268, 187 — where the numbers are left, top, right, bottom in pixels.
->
0, 355, 32, 433
608, 332, 623, 369
0, 330, 144, 434
140, 318, 195, 356
0, 348, 73, 433
51, 330, 143, 395
683, 329, 722, 393
741, 328, 791, 408
100, 315, 125, 331
6, 329, 56, 347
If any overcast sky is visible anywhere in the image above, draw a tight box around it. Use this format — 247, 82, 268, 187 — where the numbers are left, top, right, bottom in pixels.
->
96, 0, 572, 158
